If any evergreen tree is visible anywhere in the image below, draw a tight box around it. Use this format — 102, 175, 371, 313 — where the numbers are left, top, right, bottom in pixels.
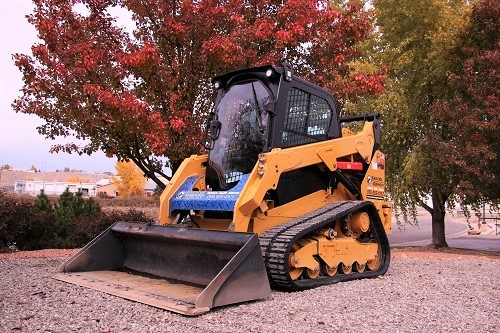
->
82, 197, 101, 217
34, 190, 54, 214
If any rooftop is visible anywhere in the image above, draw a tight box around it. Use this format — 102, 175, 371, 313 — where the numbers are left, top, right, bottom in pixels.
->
0, 170, 112, 187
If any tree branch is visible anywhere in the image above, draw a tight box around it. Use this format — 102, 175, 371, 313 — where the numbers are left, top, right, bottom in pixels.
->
418, 199, 433, 215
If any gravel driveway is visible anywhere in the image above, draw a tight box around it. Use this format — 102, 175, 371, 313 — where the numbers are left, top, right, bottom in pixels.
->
1, 250, 499, 333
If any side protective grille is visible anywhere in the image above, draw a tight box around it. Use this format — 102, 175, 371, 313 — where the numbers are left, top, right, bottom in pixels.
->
281, 87, 333, 148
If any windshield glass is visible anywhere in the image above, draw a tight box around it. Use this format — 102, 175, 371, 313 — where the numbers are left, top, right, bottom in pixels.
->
209, 80, 270, 189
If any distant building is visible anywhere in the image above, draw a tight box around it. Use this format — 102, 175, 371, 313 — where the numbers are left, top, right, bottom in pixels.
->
1, 169, 167, 197
145, 178, 164, 196
95, 182, 119, 197
0, 170, 112, 197
95, 178, 166, 197
1, 170, 31, 192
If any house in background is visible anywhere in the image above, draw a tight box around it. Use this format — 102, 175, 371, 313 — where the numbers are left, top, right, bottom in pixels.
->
95, 182, 119, 197
0, 170, 112, 197
145, 178, 167, 196
0, 169, 36, 193
94, 177, 167, 197
1, 169, 168, 197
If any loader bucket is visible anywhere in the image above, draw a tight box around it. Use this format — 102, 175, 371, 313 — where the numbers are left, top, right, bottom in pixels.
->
54, 222, 271, 316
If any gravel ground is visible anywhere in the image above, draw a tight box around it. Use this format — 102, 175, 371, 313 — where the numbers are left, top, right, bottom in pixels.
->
1, 249, 499, 333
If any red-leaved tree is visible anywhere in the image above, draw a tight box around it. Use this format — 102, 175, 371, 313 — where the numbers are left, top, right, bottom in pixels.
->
431, 0, 499, 205
14, 0, 385, 188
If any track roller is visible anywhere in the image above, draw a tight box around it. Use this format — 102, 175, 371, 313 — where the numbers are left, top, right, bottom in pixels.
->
261, 201, 390, 290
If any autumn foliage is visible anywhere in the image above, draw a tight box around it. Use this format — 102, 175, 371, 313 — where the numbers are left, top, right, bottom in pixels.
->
113, 161, 147, 197
13, 0, 386, 188
431, 0, 500, 203
369, 0, 498, 247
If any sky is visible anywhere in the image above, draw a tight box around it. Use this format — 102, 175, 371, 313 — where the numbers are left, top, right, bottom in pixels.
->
0, 0, 117, 173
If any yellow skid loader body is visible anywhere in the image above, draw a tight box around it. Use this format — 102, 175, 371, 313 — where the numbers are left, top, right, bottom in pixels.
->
54, 63, 392, 316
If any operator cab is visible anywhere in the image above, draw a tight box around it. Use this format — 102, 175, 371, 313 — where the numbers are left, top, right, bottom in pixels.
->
206, 80, 271, 189
205, 63, 340, 191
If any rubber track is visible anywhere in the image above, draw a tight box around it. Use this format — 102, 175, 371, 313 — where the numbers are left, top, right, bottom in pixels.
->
260, 201, 390, 290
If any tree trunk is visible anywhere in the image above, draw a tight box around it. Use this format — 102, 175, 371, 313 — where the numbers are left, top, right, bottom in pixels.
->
147, 172, 168, 191
431, 193, 448, 248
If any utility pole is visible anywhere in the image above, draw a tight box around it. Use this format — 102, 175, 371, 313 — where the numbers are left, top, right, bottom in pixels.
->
482, 204, 487, 224
41, 161, 46, 194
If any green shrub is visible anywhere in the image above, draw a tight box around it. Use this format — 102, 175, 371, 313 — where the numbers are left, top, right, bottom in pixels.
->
34, 190, 54, 213
67, 208, 154, 248
0, 190, 155, 252
0, 191, 37, 250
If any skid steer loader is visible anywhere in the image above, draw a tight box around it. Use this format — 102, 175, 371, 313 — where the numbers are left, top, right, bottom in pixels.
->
55, 63, 392, 316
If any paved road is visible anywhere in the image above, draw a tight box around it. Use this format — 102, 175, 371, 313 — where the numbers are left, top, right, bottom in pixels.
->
387, 212, 500, 252
446, 237, 500, 252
